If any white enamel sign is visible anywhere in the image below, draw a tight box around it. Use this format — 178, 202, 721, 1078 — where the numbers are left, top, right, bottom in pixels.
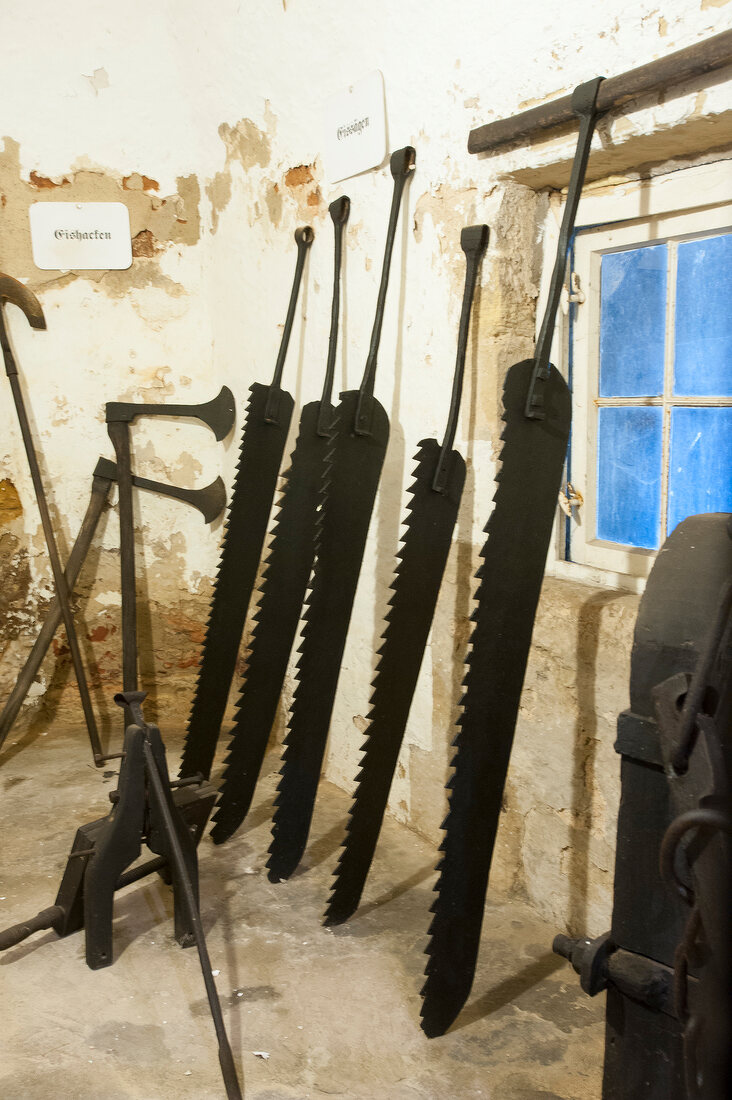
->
29, 202, 133, 270
322, 71, 387, 183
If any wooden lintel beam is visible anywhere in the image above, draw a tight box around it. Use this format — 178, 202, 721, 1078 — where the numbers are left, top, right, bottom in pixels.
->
468, 28, 732, 155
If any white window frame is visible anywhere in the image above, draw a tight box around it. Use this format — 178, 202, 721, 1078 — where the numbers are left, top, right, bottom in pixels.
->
541, 158, 732, 593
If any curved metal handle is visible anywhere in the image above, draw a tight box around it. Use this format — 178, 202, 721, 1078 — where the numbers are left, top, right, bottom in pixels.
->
355, 146, 416, 434
0, 273, 46, 377
317, 197, 351, 436
432, 223, 489, 492
0, 274, 45, 328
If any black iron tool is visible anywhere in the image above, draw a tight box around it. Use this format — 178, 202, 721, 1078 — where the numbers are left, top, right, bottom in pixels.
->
105, 387, 235, 704
267, 148, 416, 883
420, 78, 603, 1038
211, 198, 350, 844
0, 741, 216, 955
97, 693, 242, 1099
553, 514, 732, 1100
0, 693, 241, 1100
178, 226, 314, 783
105, 397, 242, 1094
0, 274, 105, 763
0, 457, 225, 753
325, 224, 488, 925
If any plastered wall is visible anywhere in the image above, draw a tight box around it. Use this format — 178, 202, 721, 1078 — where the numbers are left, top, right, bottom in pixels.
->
1, 0, 730, 934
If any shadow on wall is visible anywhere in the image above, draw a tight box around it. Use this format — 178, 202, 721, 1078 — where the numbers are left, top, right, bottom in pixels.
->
370, 188, 412, 675
567, 588, 624, 936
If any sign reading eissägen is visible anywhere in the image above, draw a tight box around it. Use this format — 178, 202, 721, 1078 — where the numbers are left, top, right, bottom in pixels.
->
323, 71, 386, 183
29, 202, 132, 270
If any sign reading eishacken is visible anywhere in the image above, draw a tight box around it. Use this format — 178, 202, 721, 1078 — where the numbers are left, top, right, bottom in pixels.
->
29, 202, 133, 270
322, 71, 387, 183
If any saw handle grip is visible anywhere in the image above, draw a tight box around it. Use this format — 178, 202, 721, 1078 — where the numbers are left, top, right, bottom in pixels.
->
266, 225, 314, 421
433, 223, 489, 492
318, 197, 351, 435
525, 76, 604, 419
390, 146, 416, 181
0, 905, 63, 951
329, 196, 350, 225
356, 146, 416, 433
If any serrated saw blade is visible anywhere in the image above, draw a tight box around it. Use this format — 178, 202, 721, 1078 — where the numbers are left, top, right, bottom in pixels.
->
210, 399, 335, 843
324, 439, 465, 925
266, 390, 389, 882
178, 381, 294, 781
420, 359, 570, 1038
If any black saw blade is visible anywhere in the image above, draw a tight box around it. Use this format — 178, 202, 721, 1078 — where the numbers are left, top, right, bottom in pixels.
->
324, 439, 465, 925
420, 359, 570, 1038
178, 381, 294, 781
210, 400, 335, 843
266, 389, 389, 882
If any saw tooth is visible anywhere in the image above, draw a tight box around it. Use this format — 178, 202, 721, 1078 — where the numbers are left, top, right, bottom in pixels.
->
326, 440, 466, 925
421, 362, 571, 1036
265, 402, 347, 879
211, 399, 342, 844
179, 414, 254, 749
178, 382, 295, 781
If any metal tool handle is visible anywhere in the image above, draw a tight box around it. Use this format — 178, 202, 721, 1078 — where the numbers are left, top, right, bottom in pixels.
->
525, 77, 604, 419
0, 276, 46, 365
265, 226, 314, 423
139, 732, 243, 1099
105, 385, 235, 440
355, 146, 416, 434
0, 906, 63, 951
317, 196, 351, 436
107, 421, 138, 695
432, 223, 489, 492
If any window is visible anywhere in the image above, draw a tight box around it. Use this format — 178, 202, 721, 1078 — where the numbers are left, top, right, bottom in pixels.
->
548, 161, 732, 586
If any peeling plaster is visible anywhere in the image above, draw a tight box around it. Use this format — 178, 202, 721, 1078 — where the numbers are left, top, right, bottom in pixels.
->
264, 181, 283, 227
219, 118, 272, 171
84, 67, 110, 96
206, 115, 280, 230
282, 162, 324, 218
0, 137, 200, 293
206, 171, 233, 233
0, 480, 23, 525
413, 184, 479, 261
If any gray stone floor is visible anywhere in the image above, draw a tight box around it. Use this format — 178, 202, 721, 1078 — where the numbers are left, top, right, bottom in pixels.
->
1, 725, 604, 1098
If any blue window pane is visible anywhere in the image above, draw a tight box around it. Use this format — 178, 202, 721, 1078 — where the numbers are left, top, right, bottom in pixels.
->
599, 244, 667, 398
674, 233, 732, 396
668, 407, 732, 534
597, 406, 663, 548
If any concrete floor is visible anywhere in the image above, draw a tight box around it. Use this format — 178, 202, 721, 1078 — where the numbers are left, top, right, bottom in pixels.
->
1, 724, 605, 1099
